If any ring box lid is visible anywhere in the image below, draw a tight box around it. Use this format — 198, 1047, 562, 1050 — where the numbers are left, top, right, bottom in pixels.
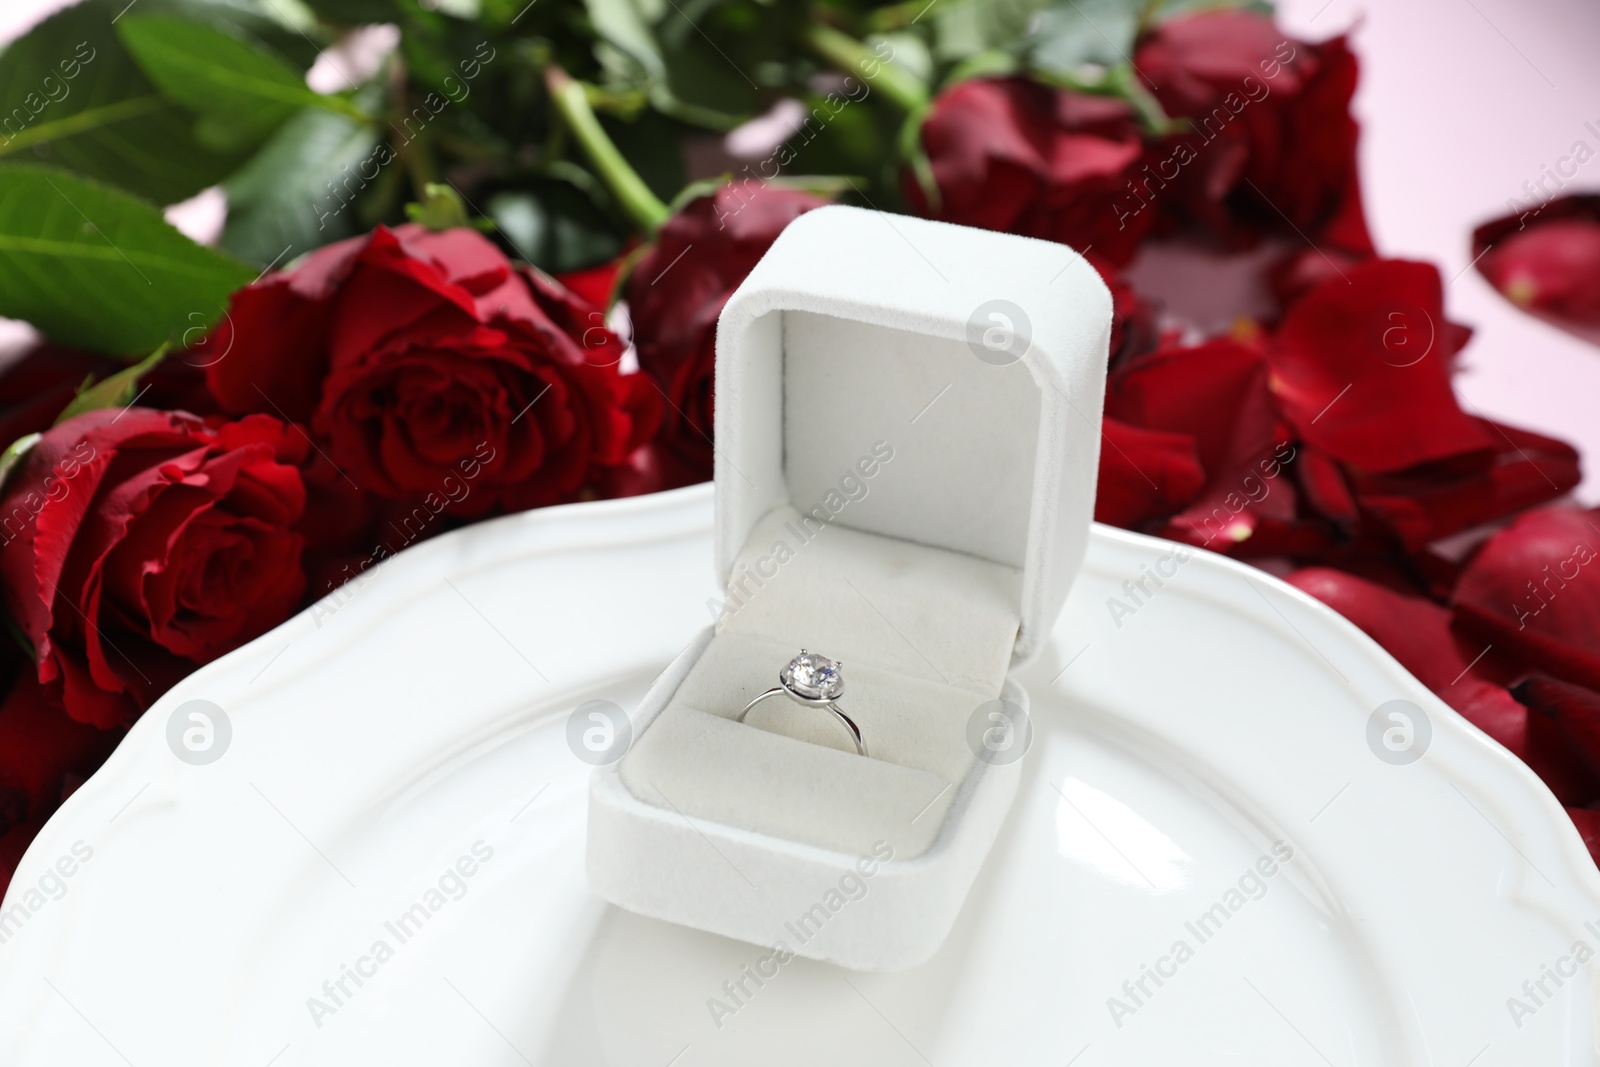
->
713, 205, 1112, 662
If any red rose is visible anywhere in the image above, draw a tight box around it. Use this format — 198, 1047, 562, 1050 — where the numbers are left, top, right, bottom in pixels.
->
626, 183, 827, 472
555, 253, 628, 311
0, 410, 308, 728
205, 225, 659, 515
906, 78, 1152, 265
1134, 11, 1372, 253
1452, 507, 1600, 693
1473, 194, 1600, 329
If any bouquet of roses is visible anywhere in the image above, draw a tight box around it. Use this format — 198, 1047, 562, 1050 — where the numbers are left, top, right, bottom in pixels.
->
0, 0, 1596, 890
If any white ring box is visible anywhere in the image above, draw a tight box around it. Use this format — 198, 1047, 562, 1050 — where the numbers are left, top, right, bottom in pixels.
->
588, 205, 1111, 969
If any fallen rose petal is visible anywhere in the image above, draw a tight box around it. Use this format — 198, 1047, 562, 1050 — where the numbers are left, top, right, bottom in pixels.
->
1095, 417, 1207, 530
1294, 443, 1360, 531
1452, 506, 1600, 692
1107, 338, 1296, 550
1350, 420, 1580, 550
1290, 566, 1600, 804
1513, 675, 1600, 777
1473, 193, 1600, 328
1267, 259, 1495, 473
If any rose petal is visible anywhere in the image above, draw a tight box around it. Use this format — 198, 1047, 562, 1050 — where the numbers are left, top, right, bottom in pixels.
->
1452, 506, 1600, 691
1094, 417, 1207, 529
1267, 259, 1495, 472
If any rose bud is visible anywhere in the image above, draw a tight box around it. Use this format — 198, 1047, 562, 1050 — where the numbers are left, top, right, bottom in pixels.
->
1133, 10, 1372, 253
904, 77, 1152, 266
205, 225, 660, 516
1473, 194, 1600, 329
0, 410, 310, 728
626, 183, 827, 475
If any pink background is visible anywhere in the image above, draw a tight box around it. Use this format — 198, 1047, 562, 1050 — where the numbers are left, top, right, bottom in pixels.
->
4, 0, 1598, 502
1278, 0, 1600, 503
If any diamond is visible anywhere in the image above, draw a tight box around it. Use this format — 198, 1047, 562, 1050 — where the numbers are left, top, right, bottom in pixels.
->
780, 650, 843, 701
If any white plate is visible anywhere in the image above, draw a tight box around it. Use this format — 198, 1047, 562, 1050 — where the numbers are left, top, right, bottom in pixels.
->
1, 483, 1597, 1065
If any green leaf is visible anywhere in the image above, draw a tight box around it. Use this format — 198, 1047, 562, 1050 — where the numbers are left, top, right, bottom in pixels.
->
298, 0, 401, 23
117, 15, 356, 148
220, 106, 381, 266
406, 182, 472, 230
931, 0, 1051, 63
1152, 0, 1274, 21
55, 344, 169, 423
0, 165, 255, 355
1026, 0, 1274, 76
1028, 0, 1144, 74
584, 0, 765, 130
487, 180, 624, 274
0, 433, 41, 496
0, 0, 256, 204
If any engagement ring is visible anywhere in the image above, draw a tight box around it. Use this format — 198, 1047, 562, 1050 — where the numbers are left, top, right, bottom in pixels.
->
737, 650, 867, 757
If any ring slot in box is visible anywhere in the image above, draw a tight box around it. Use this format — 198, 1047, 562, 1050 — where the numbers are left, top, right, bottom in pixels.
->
588, 205, 1111, 970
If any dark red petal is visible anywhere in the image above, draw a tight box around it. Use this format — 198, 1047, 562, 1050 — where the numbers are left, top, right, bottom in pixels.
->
1094, 417, 1207, 529
1286, 567, 1528, 755
1350, 420, 1581, 550
1473, 194, 1600, 326
1295, 444, 1359, 529
0, 672, 117, 820
1107, 338, 1294, 549
1513, 675, 1600, 777
1452, 507, 1600, 691
1267, 259, 1494, 472
203, 231, 370, 420
555, 255, 626, 310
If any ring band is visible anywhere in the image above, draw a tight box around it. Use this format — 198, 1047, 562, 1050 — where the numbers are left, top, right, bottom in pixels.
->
736, 649, 867, 757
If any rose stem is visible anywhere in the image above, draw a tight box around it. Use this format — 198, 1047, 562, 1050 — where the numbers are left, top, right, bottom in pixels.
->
545, 66, 671, 236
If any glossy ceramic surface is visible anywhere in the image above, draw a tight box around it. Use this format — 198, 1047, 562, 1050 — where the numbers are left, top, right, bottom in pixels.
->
0, 483, 1596, 1065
